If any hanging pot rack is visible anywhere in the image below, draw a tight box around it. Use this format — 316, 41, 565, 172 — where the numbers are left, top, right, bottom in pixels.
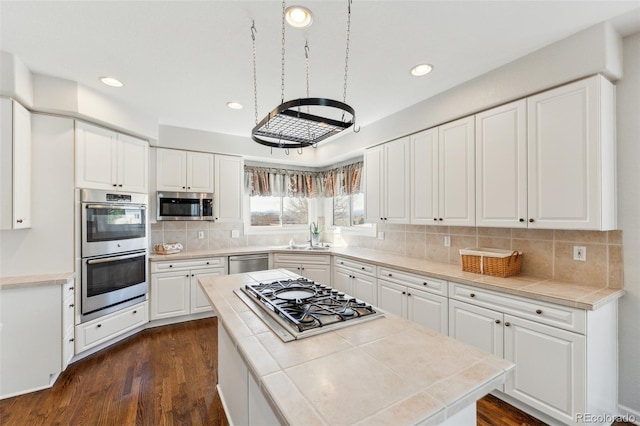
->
250, 0, 357, 153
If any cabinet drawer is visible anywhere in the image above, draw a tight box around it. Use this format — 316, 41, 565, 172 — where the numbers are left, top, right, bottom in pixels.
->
333, 257, 375, 275
449, 283, 586, 333
273, 253, 330, 265
151, 257, 226, 273
378, 267, 447, 296
76, 302, 148, 351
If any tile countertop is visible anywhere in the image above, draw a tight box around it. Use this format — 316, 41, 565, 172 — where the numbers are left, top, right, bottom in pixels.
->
199, 269, 515, 426
0, 271, 76, 290
151, 246, 624, 310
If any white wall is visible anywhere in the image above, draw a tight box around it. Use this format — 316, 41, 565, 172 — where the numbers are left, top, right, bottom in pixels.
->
0, 114, 75, 275
0, 51, 33, 108
616, 32, 640, 416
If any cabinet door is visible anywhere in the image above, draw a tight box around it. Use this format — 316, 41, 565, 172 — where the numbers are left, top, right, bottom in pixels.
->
218, 323, 249, 426
476, 100, 527, 228
300, 264, 331, 285
191, 268, 223, 314
448, 299, 503, 357
377, 280, 407, 318
5, 101, 32, 229
353, 273, 377, 305
214, 155, 243, 221
410, 128, 439, 224
364, 144, 384, 223
187, 151, 214, 193
438, 116, 475, 226
156, 148, 187, 191
407, 289, 447, 334
384, 137, 411, 224
75, 122, 117, 190
333, 268, 354, 295
118, 134, 148, 193
527, 76, 614, 230
504, 314, 585, 423
151, 271, 190, 320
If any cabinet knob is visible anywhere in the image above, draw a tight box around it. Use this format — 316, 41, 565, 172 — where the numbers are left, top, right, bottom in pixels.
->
388, 273, 392, 277
186, 274, 190, 277
97, 324, 102, 328
118, 184, 123, 187
438, 218, 443, 221
529, 218, 534, 223
191, 274, 195, 277
69, 287, 74, 291
182, 186, 186, 189
407, 293, 411, 297
433, 218, 438, 221
519, 218, 525, 222
422, 282, 428, 286
340, 261, 344, 264
69, 338, 75, 342
133, 310, 137, 314
470, 293, 476, 298
505, 322, 511, 327
361, 267, 365, 270
69, 303, 74, 308
206, 262, 210, 265
169, 265, 173, 268
535, 309, 542, 315
16, 219, 23, 223
187, 187, 191, 190
495, 319, 501, 324
380, 217, 383, 221
402, 291, 406, 295
301, 267, 305, 270
112, 184, 117, 187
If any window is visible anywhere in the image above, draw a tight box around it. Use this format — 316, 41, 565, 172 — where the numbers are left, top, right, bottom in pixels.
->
332, 193, 365, 227
250, 196, 311, 227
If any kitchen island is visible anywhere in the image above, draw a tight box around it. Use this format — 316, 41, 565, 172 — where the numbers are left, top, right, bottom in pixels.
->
199, 269, 514, 425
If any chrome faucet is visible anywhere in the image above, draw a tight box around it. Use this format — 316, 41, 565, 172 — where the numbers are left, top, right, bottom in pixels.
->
309, 222, 315, 247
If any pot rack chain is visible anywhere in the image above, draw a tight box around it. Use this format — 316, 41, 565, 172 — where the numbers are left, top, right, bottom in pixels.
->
342, 0, 352, 105
280, 0, 286, 105
251, 21, 258, 125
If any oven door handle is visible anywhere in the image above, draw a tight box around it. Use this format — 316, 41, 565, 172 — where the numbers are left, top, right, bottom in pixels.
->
85, 204, 147, 210
86, 252, 146, 264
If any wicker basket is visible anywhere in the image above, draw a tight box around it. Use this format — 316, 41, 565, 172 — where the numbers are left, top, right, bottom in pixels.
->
459, 248, 522, 278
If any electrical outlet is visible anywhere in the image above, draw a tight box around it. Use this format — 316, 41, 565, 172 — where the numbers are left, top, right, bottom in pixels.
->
198, 231, 204, 240
573, 246, 586, 261
444, 236, 451, 247
231, 229, 240, 238
377, 231, 385, 240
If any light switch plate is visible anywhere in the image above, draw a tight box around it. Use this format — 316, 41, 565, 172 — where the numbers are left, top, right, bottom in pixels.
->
231, 229, 240, 238
377, 231, 385, 240
573, 246, 586, 261
444, 236, 451, 247
198, 231, 204, 239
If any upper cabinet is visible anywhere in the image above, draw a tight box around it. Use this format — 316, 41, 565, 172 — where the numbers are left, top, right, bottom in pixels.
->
0, 98, 31, 229
75, 122, 148, 193
527, 75, 616, 230
156, 148, 214, 193
410, 128, 438, 225
475, 100, 528, 228
214, 154, 243, 222
364, 137, 411, 224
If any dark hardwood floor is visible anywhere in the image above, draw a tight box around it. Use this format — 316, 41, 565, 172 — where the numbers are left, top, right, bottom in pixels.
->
4, 317, 624, 426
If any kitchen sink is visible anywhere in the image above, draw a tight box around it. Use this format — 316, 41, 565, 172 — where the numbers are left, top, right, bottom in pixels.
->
280, 245, 330, 251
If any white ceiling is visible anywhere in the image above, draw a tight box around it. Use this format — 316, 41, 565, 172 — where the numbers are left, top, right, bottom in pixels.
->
2, 1, 639, 141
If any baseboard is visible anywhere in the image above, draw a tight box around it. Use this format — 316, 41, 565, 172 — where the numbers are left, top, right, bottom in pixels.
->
617, 404, 639, 425
490, 391, 569, 426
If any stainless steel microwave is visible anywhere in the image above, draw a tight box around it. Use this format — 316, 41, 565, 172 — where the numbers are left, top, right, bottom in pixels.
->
157, 192, 214, 221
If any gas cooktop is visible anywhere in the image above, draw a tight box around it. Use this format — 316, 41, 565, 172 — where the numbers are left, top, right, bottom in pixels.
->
235, 277, 384, 342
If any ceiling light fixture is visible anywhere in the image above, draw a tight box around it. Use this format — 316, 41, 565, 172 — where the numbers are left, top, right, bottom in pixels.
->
250, 0, 358, 154
99, 76, 124, 87
410, 64, 434, 77
285, 6, 313, 28
227, 102, 244, 110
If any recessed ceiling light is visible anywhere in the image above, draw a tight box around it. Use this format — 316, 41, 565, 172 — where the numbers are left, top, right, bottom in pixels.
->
227, 102, 243, 110
285, 6, 313, 28
99, 76, 124, 87
410, 64, 434, 77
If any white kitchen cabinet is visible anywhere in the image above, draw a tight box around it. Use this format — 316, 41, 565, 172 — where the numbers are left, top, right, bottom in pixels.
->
364, 136, 411, 224
273, 253, 331, 285
75, 121, 148, 193
377, 268, 447, 334
150, 257, 225, 320
409, 116, 475, 226
332, 257, 377, 304
1, 98, 31, 229
214, 154, 243, 222
448, 282, 617, 426
475, 100, 528, 228
0, 277, 75, 399
156, 148, 214, 193
527, 75, 616, 230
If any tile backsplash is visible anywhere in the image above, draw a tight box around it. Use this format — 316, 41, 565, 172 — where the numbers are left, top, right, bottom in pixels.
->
150, 221, 623, 288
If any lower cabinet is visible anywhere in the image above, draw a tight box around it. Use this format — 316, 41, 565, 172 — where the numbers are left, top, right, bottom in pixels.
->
150, 257, 226, 321
272, 253, 331, 285
218, 323, 280, 425
448, 282, 616, 426
0, 277, 75, 399
333, 257, 377, 304
377, 267, 448, 334
76, 301, 148, 353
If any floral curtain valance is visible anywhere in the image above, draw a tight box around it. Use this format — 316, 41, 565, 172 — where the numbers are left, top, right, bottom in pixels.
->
245, 161, 363, 198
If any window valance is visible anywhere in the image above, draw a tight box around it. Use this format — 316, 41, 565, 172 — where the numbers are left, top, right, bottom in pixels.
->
245, 161, 363, 198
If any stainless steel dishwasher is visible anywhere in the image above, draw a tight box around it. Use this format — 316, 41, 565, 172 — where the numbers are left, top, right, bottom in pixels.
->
228, 253, 269, 274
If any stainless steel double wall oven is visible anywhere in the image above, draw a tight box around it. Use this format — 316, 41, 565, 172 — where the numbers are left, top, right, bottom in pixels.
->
81, 189, 148, 321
